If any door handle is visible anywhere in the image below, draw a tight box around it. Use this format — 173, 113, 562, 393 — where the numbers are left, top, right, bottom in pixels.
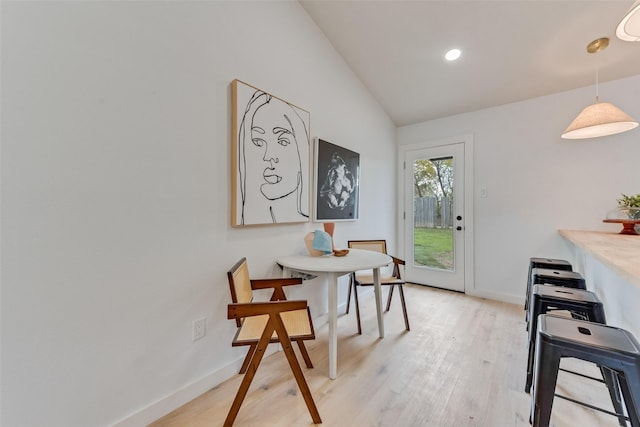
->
457, 215, 462, 221
456, 226, 462, 231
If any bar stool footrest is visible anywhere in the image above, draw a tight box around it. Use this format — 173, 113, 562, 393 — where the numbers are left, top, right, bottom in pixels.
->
554, 393, 629, 422
558, 367, 605, 384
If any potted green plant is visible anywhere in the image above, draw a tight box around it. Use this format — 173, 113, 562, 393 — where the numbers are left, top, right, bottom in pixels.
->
618, 193, 640, 220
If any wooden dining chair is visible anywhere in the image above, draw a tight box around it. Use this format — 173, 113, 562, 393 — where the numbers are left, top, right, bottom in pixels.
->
346, 240, 410, 334
225, 258, 321, 426
227, 257, 315, 373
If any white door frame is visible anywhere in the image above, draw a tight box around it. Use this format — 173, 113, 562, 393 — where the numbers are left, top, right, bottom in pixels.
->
397, 134, 474, 293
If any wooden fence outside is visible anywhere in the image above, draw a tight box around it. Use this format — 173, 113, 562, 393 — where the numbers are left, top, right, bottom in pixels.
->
414, 196, 452, 228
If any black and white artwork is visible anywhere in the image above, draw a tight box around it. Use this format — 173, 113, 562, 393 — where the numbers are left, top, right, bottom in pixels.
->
231, 80, 311, 226
314, 138, 359, 221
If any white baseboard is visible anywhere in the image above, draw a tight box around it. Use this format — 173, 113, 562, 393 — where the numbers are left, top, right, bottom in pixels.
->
466, 288, 524, 306
111, 356, 246, 427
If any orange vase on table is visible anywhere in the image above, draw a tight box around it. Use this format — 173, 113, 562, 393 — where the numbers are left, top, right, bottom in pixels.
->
323, 222, 335, 250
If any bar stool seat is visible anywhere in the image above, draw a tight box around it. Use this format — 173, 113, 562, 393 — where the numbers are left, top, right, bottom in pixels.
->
525, 258, 573, 313
531, 314, 640, 427
526, 268, 586, 330
532, 267, 585, 288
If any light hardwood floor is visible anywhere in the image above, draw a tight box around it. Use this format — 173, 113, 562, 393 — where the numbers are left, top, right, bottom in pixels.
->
150, 284, 625, 427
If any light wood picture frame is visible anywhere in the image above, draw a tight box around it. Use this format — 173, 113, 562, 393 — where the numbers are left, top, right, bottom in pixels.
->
231, 80, 311, 226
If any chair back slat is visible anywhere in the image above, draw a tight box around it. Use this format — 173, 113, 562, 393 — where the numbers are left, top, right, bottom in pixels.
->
228, 257, 253, 304
348, 239, 387, 254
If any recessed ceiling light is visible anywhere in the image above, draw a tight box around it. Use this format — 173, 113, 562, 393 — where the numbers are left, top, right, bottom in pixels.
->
445, 48, 461, 61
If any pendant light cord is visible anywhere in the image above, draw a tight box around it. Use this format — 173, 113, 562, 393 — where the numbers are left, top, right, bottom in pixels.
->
587, 36, 608, 103
595, 64, 599, 103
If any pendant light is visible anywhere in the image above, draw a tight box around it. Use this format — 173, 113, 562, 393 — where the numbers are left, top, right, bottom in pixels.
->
561, 37, 639, 139
617, 0, 640, 42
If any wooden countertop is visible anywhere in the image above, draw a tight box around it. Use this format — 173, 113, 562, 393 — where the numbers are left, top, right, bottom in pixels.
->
559, 229, 640, 288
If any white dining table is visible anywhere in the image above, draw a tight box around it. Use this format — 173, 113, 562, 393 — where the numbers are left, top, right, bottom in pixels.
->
276, 248, 392, 379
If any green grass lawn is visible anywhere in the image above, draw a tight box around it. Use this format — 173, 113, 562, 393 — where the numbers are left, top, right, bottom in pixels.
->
413, 227, 454, 269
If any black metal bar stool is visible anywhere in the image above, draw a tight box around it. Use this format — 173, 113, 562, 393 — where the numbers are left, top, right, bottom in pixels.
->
526, 268, 586, 330
531, 314, 640, 427
526, 285, 605, 391
526, 285, 626, 425
524, 258, 573, 313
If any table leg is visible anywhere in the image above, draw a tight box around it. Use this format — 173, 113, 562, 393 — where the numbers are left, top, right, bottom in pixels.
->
373, 267, 385, 338
327, 272, 338, 379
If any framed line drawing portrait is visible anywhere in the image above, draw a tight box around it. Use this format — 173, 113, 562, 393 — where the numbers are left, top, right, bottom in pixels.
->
314, 138, 360, 222
231, 79, 311, 226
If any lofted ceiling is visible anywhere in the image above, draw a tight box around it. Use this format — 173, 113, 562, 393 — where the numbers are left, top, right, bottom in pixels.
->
300, 0, 640, 127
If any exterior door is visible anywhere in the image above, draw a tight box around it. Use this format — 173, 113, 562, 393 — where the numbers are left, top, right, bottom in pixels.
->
403, 142, 465, 292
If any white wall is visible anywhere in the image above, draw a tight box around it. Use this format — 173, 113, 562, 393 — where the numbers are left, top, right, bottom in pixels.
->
398, 75, 640, 303
0, 2, 397, 426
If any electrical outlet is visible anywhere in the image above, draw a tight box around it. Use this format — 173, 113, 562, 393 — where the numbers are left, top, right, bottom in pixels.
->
192, 317, 206, 341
